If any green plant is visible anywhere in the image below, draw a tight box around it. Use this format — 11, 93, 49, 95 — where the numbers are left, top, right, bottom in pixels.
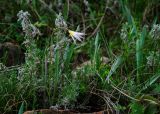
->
1, 0, 160, 114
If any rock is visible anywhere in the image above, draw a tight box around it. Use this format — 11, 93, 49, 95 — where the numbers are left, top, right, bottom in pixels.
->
0, 42, 24, 67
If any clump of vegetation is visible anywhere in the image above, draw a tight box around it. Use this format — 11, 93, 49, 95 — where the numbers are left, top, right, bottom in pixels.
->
0, 0, 160, 114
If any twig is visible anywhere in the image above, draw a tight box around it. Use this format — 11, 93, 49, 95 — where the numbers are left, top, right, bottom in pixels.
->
111, 84, 140, 101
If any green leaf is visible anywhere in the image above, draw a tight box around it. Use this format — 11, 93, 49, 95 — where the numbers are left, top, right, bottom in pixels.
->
64, 44, 74, 71
130, 102, 144, 114
32, 0, 36, 9
93, 33, 101, 68
144, 104, 157, 114
63, 1, 69, 20
153, 84, 160, 94
106, 55, 123, 82
18, 102, 24, 114
136, 26, 146, 83
124, 6, 134, 26
122, 5, 137, 36
142, 74, 160, 91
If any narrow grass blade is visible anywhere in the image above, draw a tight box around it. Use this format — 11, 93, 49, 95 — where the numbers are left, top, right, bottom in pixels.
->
120, 1, 137, 36
142, 74, 160, 91
64, 44, 74, 71
63, 0, 69, 20
93, 33, 100, 68
106, 56, 123, 82
136, 26, 146, 83
18, 102, 24, 114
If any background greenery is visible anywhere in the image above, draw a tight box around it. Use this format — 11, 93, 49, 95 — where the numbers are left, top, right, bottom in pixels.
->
0, 0, 160, 114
